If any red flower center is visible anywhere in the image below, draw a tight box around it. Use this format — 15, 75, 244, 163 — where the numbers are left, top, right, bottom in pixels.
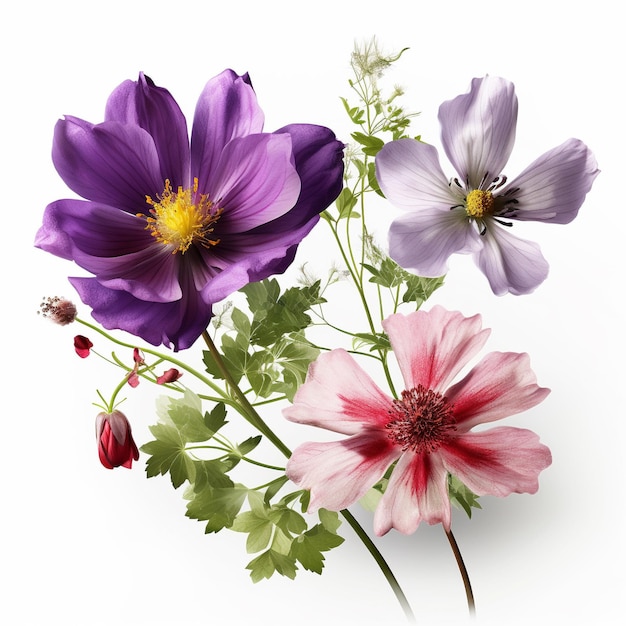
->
386, 385, 456, 453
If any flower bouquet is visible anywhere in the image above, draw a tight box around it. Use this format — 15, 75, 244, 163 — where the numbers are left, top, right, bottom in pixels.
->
35, 39, 597, 622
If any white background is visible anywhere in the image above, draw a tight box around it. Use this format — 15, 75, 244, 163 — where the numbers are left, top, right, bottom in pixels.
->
2, 1, 622, 625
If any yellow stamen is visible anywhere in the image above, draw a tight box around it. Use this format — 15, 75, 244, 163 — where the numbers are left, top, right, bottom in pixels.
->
140, 178, 222, 254
465, 189, 494, 219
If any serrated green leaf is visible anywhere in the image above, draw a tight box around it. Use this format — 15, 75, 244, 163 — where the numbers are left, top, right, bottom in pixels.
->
236, 435, 262, 457
203, 402, 227, 434
264, 476, 289, 504
192, 458, 235, 491
402, 274, 445, 306
245, 549, 297, 582
351, 132, 384, 151
352, 332, 391, 352
165, 390, 215, 443
231, 509, 273, 553
289, 524, 345, 574
318, 508, 342, 534
141, 436, 194, 488
448, 474, 482, 519
186, 484, 248, 533
268, 507, 308, 536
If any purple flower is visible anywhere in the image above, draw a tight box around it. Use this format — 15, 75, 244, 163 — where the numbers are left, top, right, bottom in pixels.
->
375, 76, 599, 295
35, 71, 344, 349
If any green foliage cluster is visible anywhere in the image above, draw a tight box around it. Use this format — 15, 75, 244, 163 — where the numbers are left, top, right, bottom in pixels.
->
204, 278, 323, 402
142, 390, 344, 582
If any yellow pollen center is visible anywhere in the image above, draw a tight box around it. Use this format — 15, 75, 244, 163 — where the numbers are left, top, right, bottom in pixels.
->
465, 189, 494, 219
140, 178, 222, 254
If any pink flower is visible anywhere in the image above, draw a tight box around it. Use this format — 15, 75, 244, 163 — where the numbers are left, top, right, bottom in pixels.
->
284, 306, 551, 535
74, 335, 93, 358
96, 410, 140, 469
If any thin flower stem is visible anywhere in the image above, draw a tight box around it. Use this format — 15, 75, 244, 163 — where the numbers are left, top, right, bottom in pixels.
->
201, 330, 416, 622
201, 330, 292, 458
445, 527, 476, 617
341, 509, 416, 623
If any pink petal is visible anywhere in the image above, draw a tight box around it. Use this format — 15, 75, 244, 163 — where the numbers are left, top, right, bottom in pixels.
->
446, 351, 550, 432
374, 451, 450, 535
475, 224, 549, 295
283, 349, 393, 435
382, 307, 490, 392
439, 76, 518, 190
504, 138, 599, 224
439, 427, 552, 497
157, 368, 182, 384
286, 433, 399, 513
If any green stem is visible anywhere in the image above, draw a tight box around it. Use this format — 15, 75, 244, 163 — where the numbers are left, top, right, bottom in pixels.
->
202, 330, 292, 458
445, 527, 476, 617
342, 509, 416, 623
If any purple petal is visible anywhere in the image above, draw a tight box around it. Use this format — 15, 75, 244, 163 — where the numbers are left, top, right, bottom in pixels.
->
378, 139, 483, 275
439, 76, 518, 189
191, 69, 264, 192
35, 199, 181, 302
69, 275, 212, 351
264, 124, 345, 232
503, 138, 599, 224
208, 133, 301, 232
376, 139, 458, 211
389, 208, 481, 277
476, 224, 549, 295
105, 73, 190, 189
52, 116, 163, 213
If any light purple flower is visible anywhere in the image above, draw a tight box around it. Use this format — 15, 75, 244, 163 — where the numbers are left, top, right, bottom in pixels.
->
35, 71, 344, 349
375, 76, 599, 295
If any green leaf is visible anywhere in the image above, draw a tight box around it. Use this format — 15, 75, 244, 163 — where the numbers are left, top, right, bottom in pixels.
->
192, 458, 235, 491
318, 508, 342, 534
141, 433, 194, 489
236, 435, 262, 456
264, 476, 290, 504
367, 161, 384, 197
164, 390, 216, 443
231, 509, 274, 553
448, 474, 482, 518
402, 274, 445, 306
351, 131, 384, 156
245, 549, 297, 582
352, 332, 391, 353
289, 524, 345, 574
186, 484, 249, 533
268, 507, 308, 536
335, 187, 359, 220
203, 402, 228, 434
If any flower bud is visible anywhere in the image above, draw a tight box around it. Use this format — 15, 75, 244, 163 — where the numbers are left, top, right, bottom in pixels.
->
74, 335, 93, 358
156, 368, 182, 384
95, 410, 140, 469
